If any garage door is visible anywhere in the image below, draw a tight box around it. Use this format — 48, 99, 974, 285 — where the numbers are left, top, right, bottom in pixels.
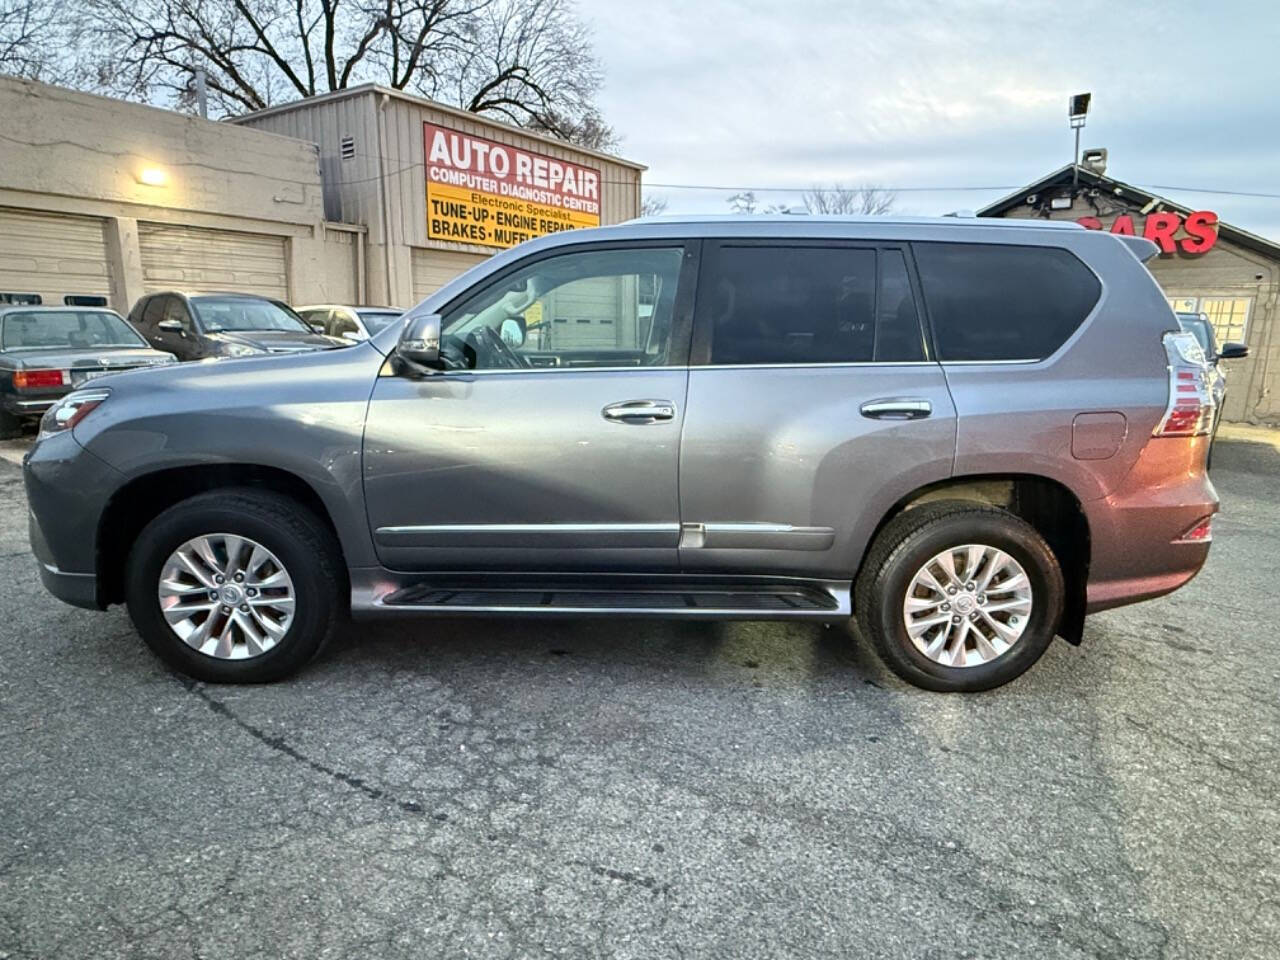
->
411, 248, 488, 303
0, 207, 114, 306
139, 223, 288, 299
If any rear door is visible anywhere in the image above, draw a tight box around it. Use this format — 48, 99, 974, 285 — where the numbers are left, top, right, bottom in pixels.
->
678, 240, 956, 578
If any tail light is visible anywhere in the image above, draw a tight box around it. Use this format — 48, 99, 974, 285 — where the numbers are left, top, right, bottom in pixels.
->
1153, 332, 1215, 437
13, 369, 66, 389
1175, 517, 1213, 543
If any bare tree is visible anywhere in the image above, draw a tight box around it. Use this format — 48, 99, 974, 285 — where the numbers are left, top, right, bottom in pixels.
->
640, 193, 667, 217
802, 183, 897, 216
69, 0, 614, 148
726, 190, 758, 214
0, 0, 59, 79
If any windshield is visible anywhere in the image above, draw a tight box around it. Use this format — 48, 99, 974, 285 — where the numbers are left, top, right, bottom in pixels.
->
1177, 313, 1216, 358
192, 297, 311, 333
1, 310, 146, 351
355, 310, 402, 334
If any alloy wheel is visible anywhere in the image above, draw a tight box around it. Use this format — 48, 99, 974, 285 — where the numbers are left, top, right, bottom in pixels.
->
157, 533, 296, 660
902, 543, 1033, 668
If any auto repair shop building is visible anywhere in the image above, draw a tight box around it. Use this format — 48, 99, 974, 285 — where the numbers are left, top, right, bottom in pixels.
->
0, 75, 357, 312
0, 76, 642, 316
979, 157, 1280, 424
234, 85, 645, 309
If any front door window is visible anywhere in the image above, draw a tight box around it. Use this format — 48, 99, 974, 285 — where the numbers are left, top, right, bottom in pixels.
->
439, 247, 686, 370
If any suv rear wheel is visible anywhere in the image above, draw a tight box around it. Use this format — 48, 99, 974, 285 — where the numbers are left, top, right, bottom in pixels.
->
125, 489, 343, 683
855, 501, 1065, 692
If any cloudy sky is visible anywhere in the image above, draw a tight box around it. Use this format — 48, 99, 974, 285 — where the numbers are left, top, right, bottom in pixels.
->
583, 0, 1280, 239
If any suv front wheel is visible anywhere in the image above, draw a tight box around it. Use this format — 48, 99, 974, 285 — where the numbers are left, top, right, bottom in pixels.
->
855, 501, 1065, 692
126, 489, 343, 683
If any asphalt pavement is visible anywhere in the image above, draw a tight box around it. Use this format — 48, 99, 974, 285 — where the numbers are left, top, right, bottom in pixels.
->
1, 431, 1278, 959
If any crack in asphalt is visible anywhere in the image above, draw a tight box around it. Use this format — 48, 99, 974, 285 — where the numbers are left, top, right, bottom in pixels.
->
177, 676, 429, 817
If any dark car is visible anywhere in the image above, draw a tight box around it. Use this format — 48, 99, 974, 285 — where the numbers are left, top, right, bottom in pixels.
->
127, 292, 345, 361
1175, 311, 1249, 463
0, 306, 174, 438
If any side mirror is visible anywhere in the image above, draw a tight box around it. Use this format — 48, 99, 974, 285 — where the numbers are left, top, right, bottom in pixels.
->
157, 319, 184, 334
309, 323, 326, 334
397, 312, 441, 367
1219, 342, 1249, 360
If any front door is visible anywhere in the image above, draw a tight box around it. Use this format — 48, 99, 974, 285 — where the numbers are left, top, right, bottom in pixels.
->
364, 242, 697, 572
678, 240, 957, 579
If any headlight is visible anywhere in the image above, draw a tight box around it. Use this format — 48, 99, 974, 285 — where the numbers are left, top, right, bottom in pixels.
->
221, 343, 264, 358
38, 389, 110, 441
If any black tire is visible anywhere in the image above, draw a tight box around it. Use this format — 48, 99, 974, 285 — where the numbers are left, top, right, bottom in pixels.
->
126, 488, 344, 683
0, 408, 24, 440
855, 501, 1065, 692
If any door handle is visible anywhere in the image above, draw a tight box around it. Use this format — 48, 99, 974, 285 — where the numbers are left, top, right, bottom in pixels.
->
860, 398, 932, 420
602, 399, 677, 424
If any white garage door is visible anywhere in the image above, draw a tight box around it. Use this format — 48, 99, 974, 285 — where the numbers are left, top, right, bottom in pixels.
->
139, 223, 288, 299
411, 248, 488, 303
0, 207, 114, 306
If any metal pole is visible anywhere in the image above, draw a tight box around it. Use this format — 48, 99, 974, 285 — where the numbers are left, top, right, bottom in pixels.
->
1072, 125, 1080, 190
195, 67, 208, 118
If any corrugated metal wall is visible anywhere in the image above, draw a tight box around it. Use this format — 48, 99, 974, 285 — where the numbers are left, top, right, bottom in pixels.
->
239, 88, 643, 253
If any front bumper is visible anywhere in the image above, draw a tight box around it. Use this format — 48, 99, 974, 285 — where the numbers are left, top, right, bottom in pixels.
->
24, 430, 122, 609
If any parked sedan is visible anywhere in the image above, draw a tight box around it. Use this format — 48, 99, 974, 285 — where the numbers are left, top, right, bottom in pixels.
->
0, 306, 174, 438
295, 304, 405, 342
127, 292, 345, 361
1176, 311, 1249, 465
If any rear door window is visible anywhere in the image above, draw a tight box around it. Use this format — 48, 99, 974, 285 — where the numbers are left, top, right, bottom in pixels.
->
698, 244, 925, 365
912, 242, 1101, 361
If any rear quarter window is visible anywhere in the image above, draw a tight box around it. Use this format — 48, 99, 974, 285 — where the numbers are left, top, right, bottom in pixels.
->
913, 242, 1101, 361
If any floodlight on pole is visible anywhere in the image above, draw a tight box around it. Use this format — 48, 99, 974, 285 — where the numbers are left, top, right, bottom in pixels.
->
1069, 93, 1091, 191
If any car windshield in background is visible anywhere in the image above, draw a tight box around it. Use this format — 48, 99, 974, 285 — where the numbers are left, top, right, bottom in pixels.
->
356, 310, 402, 334
0, 310, 146, 351
192, 297, 311, 333
1177, 313, 1216, 358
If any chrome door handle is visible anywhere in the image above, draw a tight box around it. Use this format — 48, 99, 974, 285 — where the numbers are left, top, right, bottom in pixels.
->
602, 399, 677, 424
860, 398, 932, 420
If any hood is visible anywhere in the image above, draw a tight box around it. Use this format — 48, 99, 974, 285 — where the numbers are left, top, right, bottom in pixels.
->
4, 345, 175, 370
209, 330, 346, 353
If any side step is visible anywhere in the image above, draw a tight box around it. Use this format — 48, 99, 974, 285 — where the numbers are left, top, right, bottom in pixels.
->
369, 579, 850, 620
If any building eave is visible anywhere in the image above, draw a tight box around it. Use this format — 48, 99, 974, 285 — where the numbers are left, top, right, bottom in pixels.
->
978, 166, 1280, 262
232, 84, 647, 172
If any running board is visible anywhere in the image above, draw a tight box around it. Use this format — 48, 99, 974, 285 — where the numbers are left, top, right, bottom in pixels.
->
357, 577, 850, 620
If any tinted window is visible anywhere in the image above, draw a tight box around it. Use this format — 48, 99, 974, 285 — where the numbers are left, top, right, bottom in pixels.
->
442, 247, 685, 370
701, 245, 923, 364
876, 250, 927, 362
1, 310, 146, 350
140, 296, 167, 327
913, 243, 1101, 361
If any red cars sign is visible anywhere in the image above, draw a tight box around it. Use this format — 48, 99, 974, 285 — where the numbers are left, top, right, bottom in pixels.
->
1075, 210, 1219, 255
423, 122, 602, 250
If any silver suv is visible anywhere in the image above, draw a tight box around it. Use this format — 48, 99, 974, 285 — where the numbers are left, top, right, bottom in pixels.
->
24, 216, 1219, 692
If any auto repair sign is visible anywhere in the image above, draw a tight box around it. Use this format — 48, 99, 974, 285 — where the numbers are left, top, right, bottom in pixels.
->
423, 123, 602, 249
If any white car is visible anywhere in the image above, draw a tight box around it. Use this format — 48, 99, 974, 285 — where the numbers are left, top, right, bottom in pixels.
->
295, 304, 404, 342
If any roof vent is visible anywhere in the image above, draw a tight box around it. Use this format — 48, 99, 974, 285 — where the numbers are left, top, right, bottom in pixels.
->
340, 136, 356, 161
1081, 147, 1107, 175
